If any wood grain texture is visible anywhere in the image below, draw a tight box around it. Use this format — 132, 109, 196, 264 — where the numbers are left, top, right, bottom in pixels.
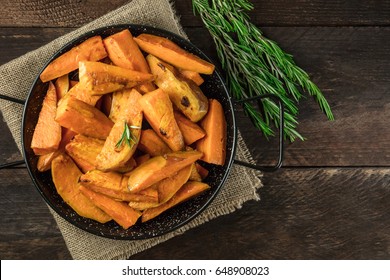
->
0, 168, 388, 259
130, 168, 390, 259
1, 0, 389, 27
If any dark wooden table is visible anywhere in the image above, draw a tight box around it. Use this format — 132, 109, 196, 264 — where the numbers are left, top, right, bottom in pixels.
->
0, 0, 389, 259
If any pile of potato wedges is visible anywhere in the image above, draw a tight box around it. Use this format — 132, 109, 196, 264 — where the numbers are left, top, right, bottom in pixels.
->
30, 29, 227, 229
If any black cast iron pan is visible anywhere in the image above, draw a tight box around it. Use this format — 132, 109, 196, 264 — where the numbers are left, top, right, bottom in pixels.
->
0, 24, 284, 240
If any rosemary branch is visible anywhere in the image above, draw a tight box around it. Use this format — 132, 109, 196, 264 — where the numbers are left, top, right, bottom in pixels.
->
192, 0, 334, 141
115, 121, 140, 148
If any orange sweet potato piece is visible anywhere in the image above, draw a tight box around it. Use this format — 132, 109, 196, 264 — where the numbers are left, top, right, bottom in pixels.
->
101, 93, 112, 117
134, 34, 215, 75
79, 185, 141, 229
142, 181, 210, 222
179, 69, 204, 86
139, 88, 184, 151
51, 153, 111, 223
54, 74, 69, 100
31, 82, 62, 155
174, 111, 206, 145
78, 61, 155, 95
134, 153, 151, 166
40, 36, 107, 82
137, 129, 172, 156
69, 80, 78, 88
103, 29, 155, 93
195, 162, 209, 179
66, 82, 101, 106
79, 170, 156, 203
196, 99, 227, 165
156, 164, 192, 204
108, 89, 134, 123
37, 151, 61, 172
95, 89, 143, 171
147, 55, 208, 122
37, 127, 76, 172
56, 96, 114, 140
65, 134, 105, 173
189, 163, 202, 182
127, 150, 203, 193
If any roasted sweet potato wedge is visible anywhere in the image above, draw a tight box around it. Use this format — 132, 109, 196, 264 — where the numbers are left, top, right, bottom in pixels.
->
31, 82, 62, 155
95, 89, 143, 171
66, 82, 101, 106
51, 153, 111, 223
134, 34, 215, 74
174, 111, 206, 145
196, 99, 227, 165
103, 29, 155, 93
137, 129, 172, 156
147, 55, 208, 122
134, 153, 151, 166
78, 61, 155, 95
179, 69, 204, 86
79, 185, 141, 229
65, 134, 105, 173
56, 96, 114, 140
54, 74, 69, 100
37, 151, 61, 172
127, 150, 203, 193
40, 36, 107, 82
156, 164, 192, 204
79, 170, 156, 202
142, 181, 210, 222
139, 88, 184, 151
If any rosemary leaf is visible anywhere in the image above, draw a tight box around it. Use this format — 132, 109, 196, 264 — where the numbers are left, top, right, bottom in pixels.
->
192, 0, 334, 141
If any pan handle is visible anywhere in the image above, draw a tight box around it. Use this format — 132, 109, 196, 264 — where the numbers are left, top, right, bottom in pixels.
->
233, 94, 284, 172
0, 94, 26, 169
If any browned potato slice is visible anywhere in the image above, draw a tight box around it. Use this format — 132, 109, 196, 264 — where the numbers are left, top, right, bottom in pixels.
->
134, 34, 215, 74
78, 61, 154, 95
139, 88, 184, 151
56, 96, 114, 140
142, 181, 210, 223
147, 54, 208, 122
80, 170, 157, 203
51, 153, 111, 223
65, 134, 105, 173
95, 89, 143, 171
137, 129, 172, 156
127, 150, 203, 193
80, 185, 141, 229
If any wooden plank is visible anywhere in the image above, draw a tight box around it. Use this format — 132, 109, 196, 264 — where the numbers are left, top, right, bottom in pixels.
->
1, 168, 388, 259
2, 27, 389, 167
0, 0, 389, 28
175, 0, 390, 27
130, 167, 390, 259
0, 168, 71, 259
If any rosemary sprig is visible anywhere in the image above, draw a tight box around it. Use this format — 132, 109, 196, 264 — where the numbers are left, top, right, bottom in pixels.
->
192, 0, 334, 141
115, 121, 140, 148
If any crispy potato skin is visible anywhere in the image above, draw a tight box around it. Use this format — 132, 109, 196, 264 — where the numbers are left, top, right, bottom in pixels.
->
139, 88, 184, 151
147, 55, 209, 122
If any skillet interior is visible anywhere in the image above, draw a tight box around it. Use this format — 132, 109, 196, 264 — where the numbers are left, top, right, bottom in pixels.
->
22, 24, 237, 239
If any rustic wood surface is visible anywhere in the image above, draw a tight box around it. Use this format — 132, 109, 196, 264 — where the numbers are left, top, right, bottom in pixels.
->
0, 0, 389, 259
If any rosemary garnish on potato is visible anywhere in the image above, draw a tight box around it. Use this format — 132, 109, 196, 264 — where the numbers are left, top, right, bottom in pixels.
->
115, 121, 141, 148
192, 0, 334, 141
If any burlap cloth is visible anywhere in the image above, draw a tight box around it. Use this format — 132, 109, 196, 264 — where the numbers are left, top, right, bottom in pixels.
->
0, 0, 262, 259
